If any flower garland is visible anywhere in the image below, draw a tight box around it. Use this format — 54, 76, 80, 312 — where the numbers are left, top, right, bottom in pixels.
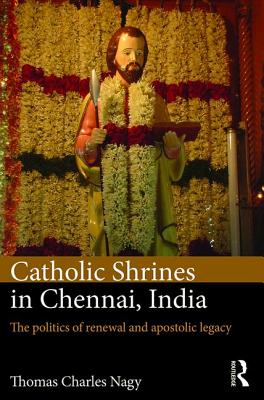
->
186, 10, 209, 81
61, 171, 90, 255
16, 171, 91, 255
99, 0, 121, 73
165, 10, 189, 84
127, 6, 168, 82
17, 170, 44, 246
126, 7, 232, 254
126, 5, 149, 33
11, 2, 233, 255
211, 181, 230, 254
210, 99, 232, 170
15, 1, 38, 68
60, 3, 80, 76
186, 98, 211, 161
128, 79, 155, 126
172, 179, 230, 255
3, 0, 21, 255
152, 80, 230, 103
102, 145, 129, 255
188, 178, 211, 241
14, 0, 121, 255
36, 3, 64, 76
100, 76, 126, 127
19, 73, 230, 164
128, 145, 157, 254
100, 76, 157, 255
126, 7, 229, 86
206, 12, 230, 85
171, 185, 190, 255
78, 5, 101, 79
15, 237, 81, 256
142, 8, 168, 82
19, 82, 82, 158
127, 80, 157, 254
0, 0, 9, 253
21, 64, 231, 100
16, 0, 120, 77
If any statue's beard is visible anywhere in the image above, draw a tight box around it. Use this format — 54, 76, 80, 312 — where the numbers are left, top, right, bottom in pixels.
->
115, 61, 143, 84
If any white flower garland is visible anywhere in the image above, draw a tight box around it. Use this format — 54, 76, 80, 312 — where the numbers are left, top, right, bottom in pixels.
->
210, 99, 232, 169
99, 0, 121, 73
78, 6, 101, 79
187, 10, 209, 81
186, 98, 211, 161
16, 0, 119, 77
101, 145, 129, 255
206, 13, 230, 85
100, 76, 126, 127
142, 8, 168, 82
126, 5, 149, 33
100, 77, 157, 254
38, 3, 64, 77
165, 10, 189, 84
15, 1, 39, 68
128, 145, 157, 254
128, 80, 155, 126
17, 171, 91, 255
19, 82, 81, 158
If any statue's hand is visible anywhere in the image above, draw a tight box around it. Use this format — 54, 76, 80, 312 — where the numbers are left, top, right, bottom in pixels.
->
86, 128, 107, 151
163, 131, 185, 159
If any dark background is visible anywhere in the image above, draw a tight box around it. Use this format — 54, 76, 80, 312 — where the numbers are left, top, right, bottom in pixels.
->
1, 283, 262, 397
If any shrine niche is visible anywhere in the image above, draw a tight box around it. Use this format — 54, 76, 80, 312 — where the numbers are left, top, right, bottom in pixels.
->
0, 0, 263, 255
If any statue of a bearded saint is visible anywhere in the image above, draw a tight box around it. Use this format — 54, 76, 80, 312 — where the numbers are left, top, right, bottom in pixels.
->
75, 26, 186, 256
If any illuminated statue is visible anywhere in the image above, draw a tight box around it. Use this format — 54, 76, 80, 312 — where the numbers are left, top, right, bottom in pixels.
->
75, 26, 192, 256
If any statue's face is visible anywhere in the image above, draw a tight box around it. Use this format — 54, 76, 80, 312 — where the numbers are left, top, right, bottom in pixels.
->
114, 33, 145, 84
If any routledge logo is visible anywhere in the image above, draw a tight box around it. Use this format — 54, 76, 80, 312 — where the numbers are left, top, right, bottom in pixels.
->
230, 360, 249, 387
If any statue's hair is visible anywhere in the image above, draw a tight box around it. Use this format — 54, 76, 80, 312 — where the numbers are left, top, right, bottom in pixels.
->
106, 26, 148, 73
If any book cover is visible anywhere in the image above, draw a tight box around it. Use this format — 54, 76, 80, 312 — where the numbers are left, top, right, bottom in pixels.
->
1, 0, 263, 397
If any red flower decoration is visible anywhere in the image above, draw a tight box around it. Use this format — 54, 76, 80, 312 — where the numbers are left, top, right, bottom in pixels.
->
43, 74, 63, 95
188, 80, 210, 101
104, 123, 127, 146
128, 125, 154, 146
63, 75, 80, 93
166, 84, 177, 102
5, 157, 22, 177
22, 64, 44, 84
178, 82, 188, 99
209, 83, 230, 101
103, 124, 156, 147
79, 78, 89, 98
20, 66, 231, 103
152, 80, 167, 100
14, 237, 82, 256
